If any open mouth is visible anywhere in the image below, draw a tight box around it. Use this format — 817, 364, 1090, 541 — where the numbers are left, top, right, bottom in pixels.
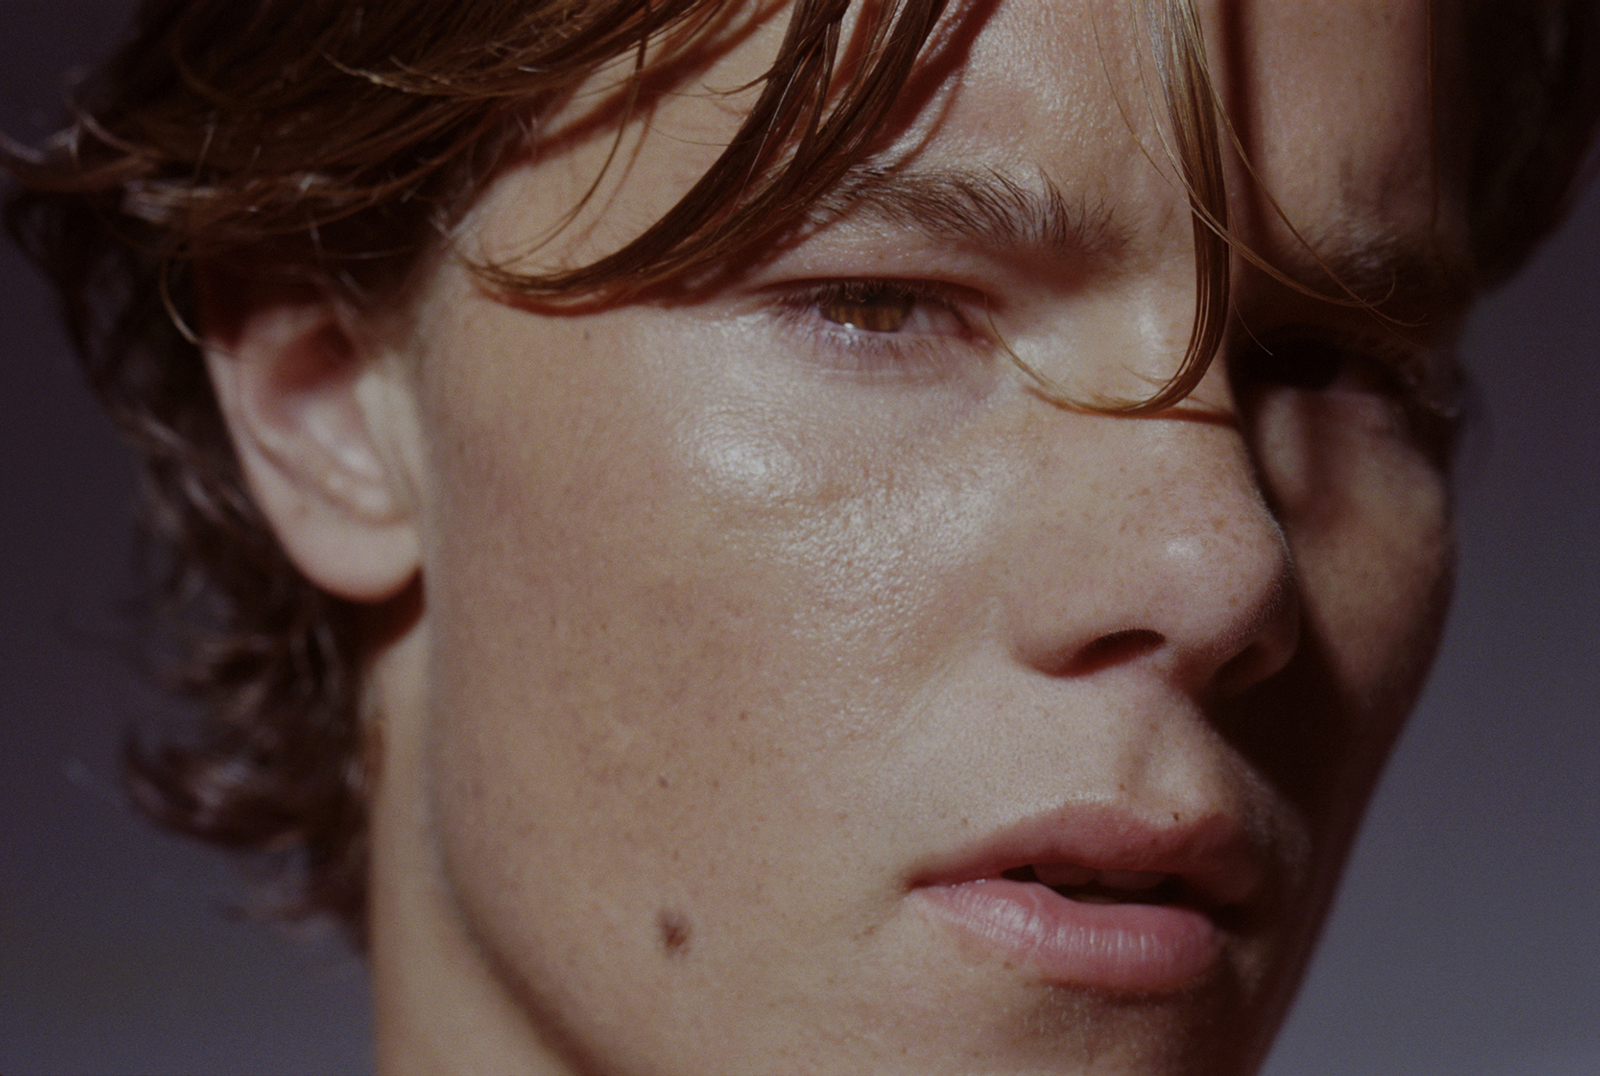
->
915, 867, 1226, 992
909, 806, 1263, 991
1001, 863, 1187, 906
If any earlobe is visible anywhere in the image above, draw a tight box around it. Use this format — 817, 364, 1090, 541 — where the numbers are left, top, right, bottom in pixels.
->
200, 272, 421, 603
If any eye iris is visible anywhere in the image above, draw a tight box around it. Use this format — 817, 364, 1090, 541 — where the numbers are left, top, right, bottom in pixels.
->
1236, 339, 1344, 391
819, 289, 914, 333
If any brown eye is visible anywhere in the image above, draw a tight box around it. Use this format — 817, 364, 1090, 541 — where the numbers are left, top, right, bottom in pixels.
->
1230, 329, 1464, 464
1231, 337, 1346, 391
817, 286, 916, 332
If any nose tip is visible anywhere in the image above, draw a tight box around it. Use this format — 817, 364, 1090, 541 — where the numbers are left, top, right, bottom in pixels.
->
1007, 419, 1300, 700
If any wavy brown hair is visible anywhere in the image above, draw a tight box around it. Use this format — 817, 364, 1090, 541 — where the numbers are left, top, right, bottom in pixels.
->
6, 0, 1599, 941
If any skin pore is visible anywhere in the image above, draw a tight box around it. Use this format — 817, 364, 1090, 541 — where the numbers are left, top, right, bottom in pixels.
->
205, 0, 1470, 1072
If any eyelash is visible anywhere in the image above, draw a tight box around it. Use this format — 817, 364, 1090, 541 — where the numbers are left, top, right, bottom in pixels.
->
763, 285, 1463, 451
1230, 327, 1465, 450
768, 279, 988, 373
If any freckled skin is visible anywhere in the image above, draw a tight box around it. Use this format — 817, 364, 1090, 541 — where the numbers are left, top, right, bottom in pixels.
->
355, 1, 1463, 1074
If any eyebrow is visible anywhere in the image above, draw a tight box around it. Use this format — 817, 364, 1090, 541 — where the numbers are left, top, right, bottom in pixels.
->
807, 165, 1126, 261
802, 164, 1475, 315
1273, 227, 1478, 317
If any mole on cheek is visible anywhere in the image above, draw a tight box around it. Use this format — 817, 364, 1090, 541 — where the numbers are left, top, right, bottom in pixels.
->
657, 909, 692, 957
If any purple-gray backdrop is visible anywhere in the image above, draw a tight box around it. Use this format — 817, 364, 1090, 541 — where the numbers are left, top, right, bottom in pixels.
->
3, 3, 1596, 1073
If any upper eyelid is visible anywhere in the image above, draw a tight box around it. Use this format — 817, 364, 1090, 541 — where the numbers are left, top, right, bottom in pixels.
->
767, 277, 995, 328
1232, 320, 1435, 368
1232, 324, 1464, 405
1236, 291, 1462, 347
775, 276, 981, 302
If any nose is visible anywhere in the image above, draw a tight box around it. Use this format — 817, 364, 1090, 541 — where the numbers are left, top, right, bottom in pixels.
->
1000, 400, 1299, 701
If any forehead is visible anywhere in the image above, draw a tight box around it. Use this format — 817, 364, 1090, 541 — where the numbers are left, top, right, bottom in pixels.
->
890, 0, 1444, 262
465, 0, 1451, 286
1224, 4, 1443, 238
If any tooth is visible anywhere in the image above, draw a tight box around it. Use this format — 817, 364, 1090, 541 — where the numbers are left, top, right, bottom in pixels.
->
1098, 870, 1167, 890
1032, 863, 1098, 888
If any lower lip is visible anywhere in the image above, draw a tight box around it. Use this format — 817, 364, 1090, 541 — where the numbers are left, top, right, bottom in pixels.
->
914, 878, 1223, 993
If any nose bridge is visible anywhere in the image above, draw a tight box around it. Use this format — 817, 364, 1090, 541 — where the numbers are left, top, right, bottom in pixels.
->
1003, 401, 1298, 697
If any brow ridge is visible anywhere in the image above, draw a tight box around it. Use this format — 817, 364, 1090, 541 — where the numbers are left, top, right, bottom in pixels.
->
810, 165, 1124, 261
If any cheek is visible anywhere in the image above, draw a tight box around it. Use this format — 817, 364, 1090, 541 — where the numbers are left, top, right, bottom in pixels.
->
1253, 392, 1454, 712
406, 296, 1018, 998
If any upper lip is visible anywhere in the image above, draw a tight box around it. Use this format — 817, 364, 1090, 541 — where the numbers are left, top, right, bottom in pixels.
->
909, 802, 1265, 911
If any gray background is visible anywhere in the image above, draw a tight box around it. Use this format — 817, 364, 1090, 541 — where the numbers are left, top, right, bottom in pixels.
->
3, 3, 1596, 1073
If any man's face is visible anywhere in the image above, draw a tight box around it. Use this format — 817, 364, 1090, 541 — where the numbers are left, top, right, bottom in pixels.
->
369, 1, 1465, 1071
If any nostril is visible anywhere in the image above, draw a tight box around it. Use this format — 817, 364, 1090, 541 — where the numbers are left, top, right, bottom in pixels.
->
1049, 628, 1165, 676
1212, 584, 1301, 698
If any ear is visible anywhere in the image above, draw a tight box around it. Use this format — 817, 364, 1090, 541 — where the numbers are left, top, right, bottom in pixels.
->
200, 271, 421, 603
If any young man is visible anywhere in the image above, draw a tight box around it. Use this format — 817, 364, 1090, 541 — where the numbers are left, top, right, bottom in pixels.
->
7, 0, 1598, 1072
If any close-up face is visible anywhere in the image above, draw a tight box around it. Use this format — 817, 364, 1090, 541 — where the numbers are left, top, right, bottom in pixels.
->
358, 0, 1467, 1072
